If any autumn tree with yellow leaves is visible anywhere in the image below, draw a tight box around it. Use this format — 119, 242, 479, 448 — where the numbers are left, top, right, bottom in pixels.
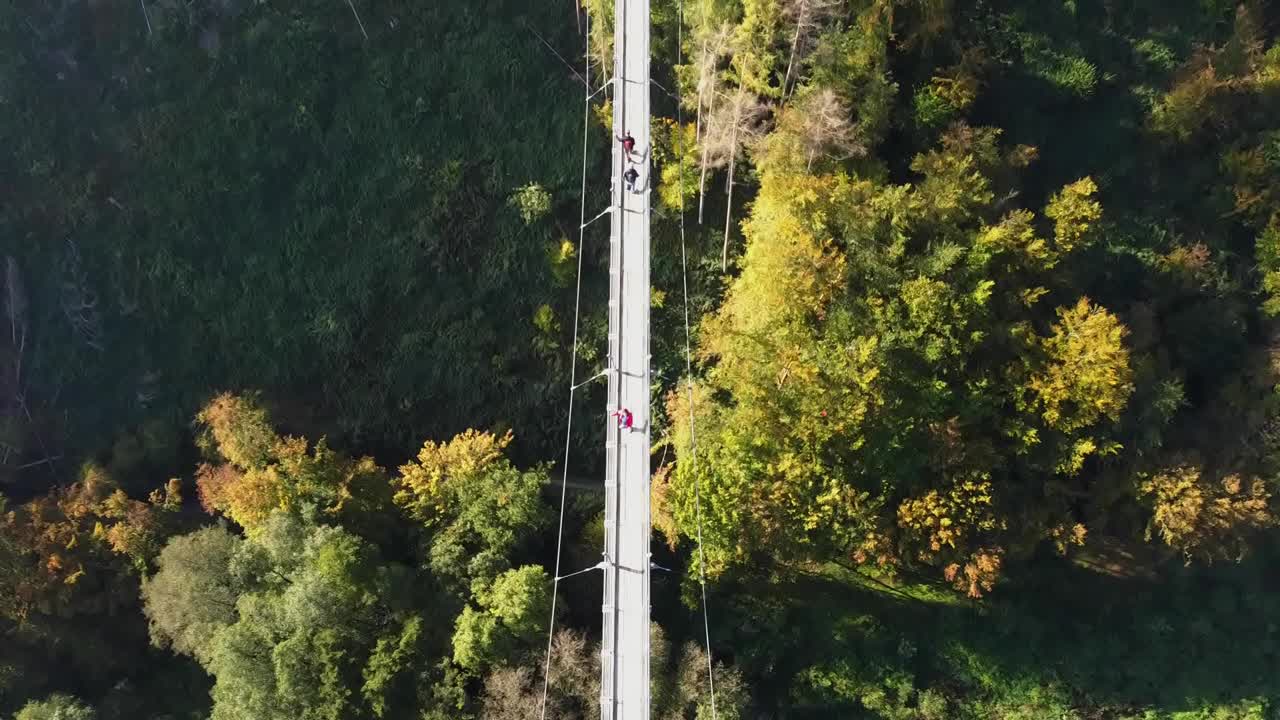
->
194, 393, 392, 538
666, 122, 1134, 593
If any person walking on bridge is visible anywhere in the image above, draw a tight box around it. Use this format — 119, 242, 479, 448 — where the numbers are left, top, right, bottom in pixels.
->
611, 407, 634, 430
617, 132, 637, 157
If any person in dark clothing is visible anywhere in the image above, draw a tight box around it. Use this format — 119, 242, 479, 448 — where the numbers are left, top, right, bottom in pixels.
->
624, 167, 639, 192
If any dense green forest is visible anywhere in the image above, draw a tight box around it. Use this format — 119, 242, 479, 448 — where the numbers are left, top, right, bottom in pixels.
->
3, 0, 1280, 717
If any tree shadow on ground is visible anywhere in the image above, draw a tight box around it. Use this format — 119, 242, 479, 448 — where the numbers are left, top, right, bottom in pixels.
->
710, 543, 1280, 716
933, 545, 1280, 714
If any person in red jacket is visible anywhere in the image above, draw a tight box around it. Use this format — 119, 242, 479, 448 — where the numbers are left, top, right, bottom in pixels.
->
611, 408, 634, 429
617, 132, 636, 156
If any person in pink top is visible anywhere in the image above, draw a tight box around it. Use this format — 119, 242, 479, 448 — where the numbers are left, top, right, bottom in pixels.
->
617, 132, 636, 156
611, 408, 634, 430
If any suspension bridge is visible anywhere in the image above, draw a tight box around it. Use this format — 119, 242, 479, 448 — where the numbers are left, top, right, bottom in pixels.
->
542, 0, 715, 716
600, 0, 653, 713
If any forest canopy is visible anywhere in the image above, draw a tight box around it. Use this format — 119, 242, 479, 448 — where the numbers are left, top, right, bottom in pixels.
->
3, 0, 1280, 718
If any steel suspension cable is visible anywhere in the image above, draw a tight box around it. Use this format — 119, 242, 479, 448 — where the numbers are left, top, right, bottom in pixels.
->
539, 6, 595, 716
676, 0, 718, 714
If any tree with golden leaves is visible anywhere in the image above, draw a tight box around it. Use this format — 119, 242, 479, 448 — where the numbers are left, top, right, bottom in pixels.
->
193, 393, 392, 537
395, 429, 548, 594
1026, 298, 1135, 437
1140, 463, 1273, 563
665, 126, 1133, 594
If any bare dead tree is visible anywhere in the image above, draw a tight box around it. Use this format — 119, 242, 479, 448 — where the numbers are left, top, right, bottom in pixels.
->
60, 238, 104, 352
5, 257, 27, 386
693, 22, 733, 142
346, 0, 369, 41
18, 399, 53, 468
499, 629, 599, 720
696, 104, 731, 227
693, 87, 738, 232
789, 87, 865, 171
0, 257, 29, 475
705, 87, 769, 270
693, 22, 734, 224
116, 253, 142, 317
781, 0, 841, 100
